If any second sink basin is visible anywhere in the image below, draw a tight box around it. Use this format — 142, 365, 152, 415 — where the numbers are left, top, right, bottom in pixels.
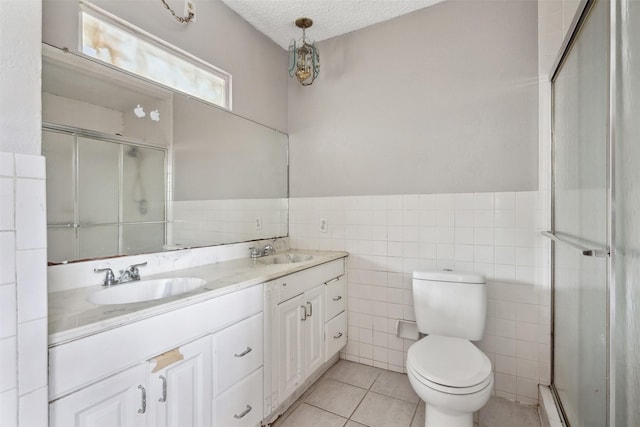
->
88, 277, 207, 305
258, 253, 313, 265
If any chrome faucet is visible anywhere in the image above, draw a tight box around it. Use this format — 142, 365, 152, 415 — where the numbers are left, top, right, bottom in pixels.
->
261, 244, 275, 256
249, 242, 277, 259
94, 267, 117, 286
249, 247, 261, 259
94, 262, 147, 287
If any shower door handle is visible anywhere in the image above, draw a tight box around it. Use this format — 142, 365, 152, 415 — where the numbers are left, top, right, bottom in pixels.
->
541, 231, 610, 257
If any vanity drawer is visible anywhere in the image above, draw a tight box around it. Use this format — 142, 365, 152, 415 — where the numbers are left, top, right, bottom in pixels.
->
215, 312, 263, 395
215, 367, 263, 427
325, 311, 347, 360
325, 275, 346, 321
271, 258, 345, 304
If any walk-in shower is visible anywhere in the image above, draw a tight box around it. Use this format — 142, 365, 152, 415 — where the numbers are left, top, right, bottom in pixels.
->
547, 0, 640, 425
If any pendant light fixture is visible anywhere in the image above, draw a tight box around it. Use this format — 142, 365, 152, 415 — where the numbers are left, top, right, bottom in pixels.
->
288, 18, 320, 86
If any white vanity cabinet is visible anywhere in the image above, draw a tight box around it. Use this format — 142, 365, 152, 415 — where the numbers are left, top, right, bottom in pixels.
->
264, 258, 347, 418
49, 284, 263, 427
323, 274, 347, 360
50, 363, 149, 427
212, 312, 264, 427
52, 336, 214, 427
302, 285, 325, 375
275, 285, 324, 401
149, 336, 212, 427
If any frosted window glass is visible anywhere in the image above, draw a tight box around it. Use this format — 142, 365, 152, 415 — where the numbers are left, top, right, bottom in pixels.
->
552, 1, 608, 426
79, 225, 119, 260
47, 228, 76, 264
122, 223, 165, 256
122, 145, 165, 223
80, 11, 229, 109
43, 131, 75, 225
78, 137, 119, 225
614, 0, 640, 424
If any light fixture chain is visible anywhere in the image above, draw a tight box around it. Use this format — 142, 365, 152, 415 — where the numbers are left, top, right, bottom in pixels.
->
160, 0, 194, 24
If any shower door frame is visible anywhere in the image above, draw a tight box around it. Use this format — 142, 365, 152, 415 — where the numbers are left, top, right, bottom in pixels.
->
43, 122, 170, 262
547, 0, 617, 425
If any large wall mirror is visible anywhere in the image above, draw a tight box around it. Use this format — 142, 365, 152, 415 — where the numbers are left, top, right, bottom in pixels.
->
42, 44, 289, 264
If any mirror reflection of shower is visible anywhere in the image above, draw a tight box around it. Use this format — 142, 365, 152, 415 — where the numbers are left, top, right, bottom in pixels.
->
127, 146, 149, 216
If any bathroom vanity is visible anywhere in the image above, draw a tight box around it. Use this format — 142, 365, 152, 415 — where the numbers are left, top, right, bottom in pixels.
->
47, 250, 347, 427
41, 41, 345, 427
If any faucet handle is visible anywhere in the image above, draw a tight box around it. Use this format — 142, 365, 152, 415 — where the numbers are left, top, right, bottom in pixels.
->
126, 262, 147, 280
94, 267, 116, 286
262, 244, 275, 256
128, 261, 148, 269
249, 247, 261, 259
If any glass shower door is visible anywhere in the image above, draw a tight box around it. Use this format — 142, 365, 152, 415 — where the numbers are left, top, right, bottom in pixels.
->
551, 0, 609, 425
613, 0, 640, 424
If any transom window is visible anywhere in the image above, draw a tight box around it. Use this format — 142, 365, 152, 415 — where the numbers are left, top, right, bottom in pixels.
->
80, 3, 231, 109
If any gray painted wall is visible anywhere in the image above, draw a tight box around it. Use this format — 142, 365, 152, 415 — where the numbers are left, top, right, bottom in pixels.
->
42, 0, 288, 132
0, 0, 41, 154
288, 0, 539, 197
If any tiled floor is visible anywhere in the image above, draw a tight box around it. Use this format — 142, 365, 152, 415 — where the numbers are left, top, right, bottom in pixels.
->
271, 360, 541, 427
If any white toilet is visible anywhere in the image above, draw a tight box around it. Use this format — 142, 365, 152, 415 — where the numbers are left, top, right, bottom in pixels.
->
406, 270, 493, 427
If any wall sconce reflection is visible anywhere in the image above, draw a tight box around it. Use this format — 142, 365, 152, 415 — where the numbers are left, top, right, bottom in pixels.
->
134, 104, 146, 118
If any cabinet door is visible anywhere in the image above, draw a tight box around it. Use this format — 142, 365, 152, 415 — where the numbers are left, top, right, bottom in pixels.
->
277, 294, 305, 402
304, 285, 325, 376
50, 364, 148, 427
150, 336, 212, 427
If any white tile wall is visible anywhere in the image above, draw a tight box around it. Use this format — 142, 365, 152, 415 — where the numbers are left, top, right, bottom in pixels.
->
170, 198, 288, 248
0, 152, 48, 427
290, 191, 547, 405
0, 388, 17, 427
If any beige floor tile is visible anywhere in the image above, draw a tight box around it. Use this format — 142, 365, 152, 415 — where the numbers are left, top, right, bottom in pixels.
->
325, 360, 382, 389
371, 370, 420, 403
345, 421, 369, 427
305, 378, 368, 418
478, 397, 541, 427
411, 401, 425, 427
274, 403, 348, 427
351, 391, 417, 427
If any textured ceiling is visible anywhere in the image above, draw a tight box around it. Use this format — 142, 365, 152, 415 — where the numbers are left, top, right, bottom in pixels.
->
221, 0, 445, 49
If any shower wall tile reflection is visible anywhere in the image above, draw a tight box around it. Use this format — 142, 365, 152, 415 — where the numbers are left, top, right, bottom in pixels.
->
290, 191, 547, 405
169, 198, 288, 248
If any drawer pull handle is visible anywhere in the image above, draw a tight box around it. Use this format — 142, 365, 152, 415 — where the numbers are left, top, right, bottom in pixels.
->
301, 305, 307, 321
282, 282, 287, 286
332, 296, 342, 301
324, 275, 343, 286
137, 385, 147, 414
334, 332, 343, 339
234, 404, 252, 419
159, 375, 167, 403
307, 301, 313, 317
234, 347, 253, 358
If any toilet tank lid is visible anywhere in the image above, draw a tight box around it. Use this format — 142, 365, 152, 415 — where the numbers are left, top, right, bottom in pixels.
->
413, 270, 485, 284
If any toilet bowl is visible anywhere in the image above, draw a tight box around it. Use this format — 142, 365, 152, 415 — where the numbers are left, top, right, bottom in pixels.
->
407, 271, 493, 427
407, 335, 493, 427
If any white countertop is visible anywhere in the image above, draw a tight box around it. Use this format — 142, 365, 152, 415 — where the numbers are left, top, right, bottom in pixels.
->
48, 250, 347, 346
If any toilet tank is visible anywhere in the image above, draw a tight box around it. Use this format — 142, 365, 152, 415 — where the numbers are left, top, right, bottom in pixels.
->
412, 270, 487, 341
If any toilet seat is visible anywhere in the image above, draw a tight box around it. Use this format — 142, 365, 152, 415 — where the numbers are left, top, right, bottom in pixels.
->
407, 335, 492, 395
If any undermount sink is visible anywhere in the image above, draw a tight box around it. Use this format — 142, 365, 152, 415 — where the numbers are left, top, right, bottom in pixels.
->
258, 253, 313, 265
88, 277, 207, 305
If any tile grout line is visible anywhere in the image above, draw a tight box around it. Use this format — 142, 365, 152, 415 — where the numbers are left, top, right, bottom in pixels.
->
345, 370, 382, 424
